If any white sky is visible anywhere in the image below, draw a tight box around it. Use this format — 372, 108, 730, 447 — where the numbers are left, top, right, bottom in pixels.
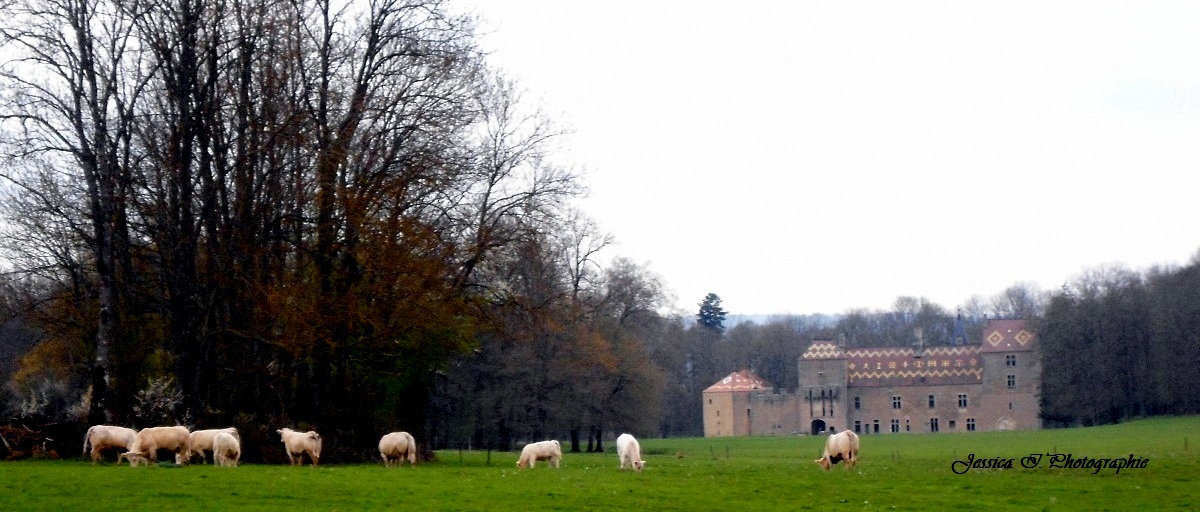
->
453, 1, 1200, 316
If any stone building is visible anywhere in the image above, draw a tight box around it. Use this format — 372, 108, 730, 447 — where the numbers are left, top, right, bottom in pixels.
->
702, 318, 1041, 437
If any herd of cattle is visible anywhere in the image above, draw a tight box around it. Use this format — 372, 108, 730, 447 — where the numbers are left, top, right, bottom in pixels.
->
82, 424, 859, 471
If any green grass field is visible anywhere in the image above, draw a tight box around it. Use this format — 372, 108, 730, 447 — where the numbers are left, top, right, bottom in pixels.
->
2, 416, 1197, 511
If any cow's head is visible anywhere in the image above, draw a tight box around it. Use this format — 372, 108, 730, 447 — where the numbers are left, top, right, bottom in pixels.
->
633, 460, 645, 472
814, 456, 831, 471
121, 452, 150, 467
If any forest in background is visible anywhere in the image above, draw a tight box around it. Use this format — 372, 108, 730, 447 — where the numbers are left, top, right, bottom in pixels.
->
1, 0, 1197, 462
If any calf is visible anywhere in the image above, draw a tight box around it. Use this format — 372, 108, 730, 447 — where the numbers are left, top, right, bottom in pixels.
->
277, 428, 321, 467
815, 429, 859, 470
378, 431, 417, 467
517, 440, 561, 469
616, 433, 645, 472
212, 431, 241, 467
178, 427, 239, 464
83, 425, 137, 464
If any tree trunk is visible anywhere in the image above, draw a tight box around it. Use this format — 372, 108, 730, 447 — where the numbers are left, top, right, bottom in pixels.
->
569, 428, 581, 453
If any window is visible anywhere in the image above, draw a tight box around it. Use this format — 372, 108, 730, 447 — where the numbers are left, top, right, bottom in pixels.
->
1006, 354, 1017, 367
905, 419, 911, 432
708, 399, 712, 404
854, 396, 861, 410
928, 395, 936, 408
873, 420, 880, 433
958, 393, 968, 408
892, 396, 902, 409
948, 420, 957, 430
966, 418, 976, 431
930, 418, 940, 432
854, 421, 862, 433
1007, 374, 1017, 389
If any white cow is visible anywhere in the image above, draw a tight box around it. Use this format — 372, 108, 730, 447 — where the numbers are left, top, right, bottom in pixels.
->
121, 426, 191, 467
517, 440, 561, 469
178, 427, 239, 464
378, 431, 417, 467
212, 431, 241, 467
815, 429, 859, 470
83, 425, 138, 465
616, 433, 645, 472
277, 428, 321, 467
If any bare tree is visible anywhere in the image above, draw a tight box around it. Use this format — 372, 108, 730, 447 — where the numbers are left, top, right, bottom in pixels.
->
1, 0, 155, 422
989, 282, 1046, 319
452, 73, 580, 293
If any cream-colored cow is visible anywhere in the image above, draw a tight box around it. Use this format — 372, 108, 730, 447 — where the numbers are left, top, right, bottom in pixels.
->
83, 425, 138, 464
516, 440, 561, 469
121, 426, 191, 467
177, 427, 239, 464
616, 433, 645, 472
212, 431, 241, 467
277, 428, 321, 467
378, 431, 417, 467
815, 429, 859, 470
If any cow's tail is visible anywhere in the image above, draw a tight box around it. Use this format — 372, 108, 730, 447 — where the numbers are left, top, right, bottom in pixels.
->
82, 426, 94, 455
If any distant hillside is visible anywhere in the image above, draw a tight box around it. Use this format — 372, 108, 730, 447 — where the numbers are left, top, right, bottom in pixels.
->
723, 313, 840, 330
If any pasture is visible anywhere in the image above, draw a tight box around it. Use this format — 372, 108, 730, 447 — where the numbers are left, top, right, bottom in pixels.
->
1, 416, 1196, 511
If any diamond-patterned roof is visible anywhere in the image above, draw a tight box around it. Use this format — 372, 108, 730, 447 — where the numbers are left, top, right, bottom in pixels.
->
980, 319, 1036, 352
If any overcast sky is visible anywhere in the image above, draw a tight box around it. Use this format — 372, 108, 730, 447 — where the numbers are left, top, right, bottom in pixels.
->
453, 1, 1200, 316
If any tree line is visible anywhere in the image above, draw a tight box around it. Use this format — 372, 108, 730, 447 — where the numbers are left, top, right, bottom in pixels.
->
1036, 260, 1200, 427
0, 0, 607, 460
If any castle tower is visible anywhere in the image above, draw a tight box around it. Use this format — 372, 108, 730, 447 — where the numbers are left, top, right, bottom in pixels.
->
702, 370, 769, 437
797, 342, 848, 435
978, 319, 1041, 430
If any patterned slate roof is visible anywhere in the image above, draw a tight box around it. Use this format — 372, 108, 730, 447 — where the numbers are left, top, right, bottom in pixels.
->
844, 345, 983, 387
800, 319, 1034, 387
980, 319, 1036, 353
801, 341, 844, 360
703, 370, 770, 393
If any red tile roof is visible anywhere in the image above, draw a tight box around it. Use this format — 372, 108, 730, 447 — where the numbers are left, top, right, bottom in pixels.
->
703, 370, 770, 393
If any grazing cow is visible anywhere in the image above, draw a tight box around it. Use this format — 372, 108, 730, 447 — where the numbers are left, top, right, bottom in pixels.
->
616, 433, 645, 472
212, 432, 241, 467
815, 430, 859, 470
121, 426, 191, 467
83, 425, 138, 465
378, 431, 417, 467
177, 427, 239, 464
516, 440, 561, 469
277, 428, 321, 467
